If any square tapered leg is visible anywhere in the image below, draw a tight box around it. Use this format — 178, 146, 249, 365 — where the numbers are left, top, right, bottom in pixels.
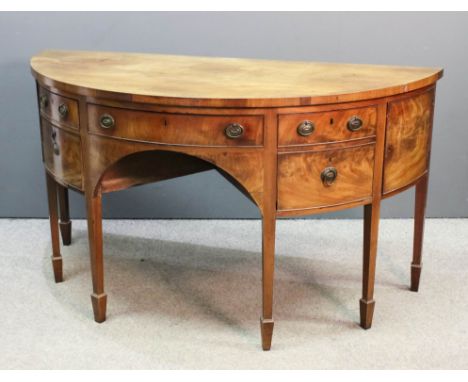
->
260, 213, 275, 350
361, 202, 380, 329
45, 172, 63, 283
57, 185, 72, 246
86, 189, 107, 323
411, 175, 428, 292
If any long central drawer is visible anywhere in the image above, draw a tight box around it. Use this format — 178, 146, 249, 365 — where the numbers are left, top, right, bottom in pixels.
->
87, 104, 264, 147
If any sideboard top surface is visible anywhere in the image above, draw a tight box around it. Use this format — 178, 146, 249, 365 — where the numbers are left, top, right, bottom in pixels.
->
31, 50, 443, 107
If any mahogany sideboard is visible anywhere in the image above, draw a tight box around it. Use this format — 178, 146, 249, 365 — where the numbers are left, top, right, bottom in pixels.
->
31, 50, 443, 350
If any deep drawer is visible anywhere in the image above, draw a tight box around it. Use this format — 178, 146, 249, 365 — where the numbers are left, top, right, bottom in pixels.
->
277, 144, 375, 210
41, 119, 82, 189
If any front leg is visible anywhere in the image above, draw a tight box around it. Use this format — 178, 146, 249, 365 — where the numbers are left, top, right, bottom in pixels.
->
360, 202, 381, 329
260, 212, 275, 350
411, 174, 429, 292
85, 189, 107, 323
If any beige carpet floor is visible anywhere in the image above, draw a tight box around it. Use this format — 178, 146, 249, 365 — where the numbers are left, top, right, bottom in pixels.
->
0, 218, 467, 369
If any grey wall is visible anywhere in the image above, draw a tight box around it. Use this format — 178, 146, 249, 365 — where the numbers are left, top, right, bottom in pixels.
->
0, 12, 467, 219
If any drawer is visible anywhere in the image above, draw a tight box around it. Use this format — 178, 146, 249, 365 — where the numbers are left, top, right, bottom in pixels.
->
278, 106, 377, 147
87, 104, 264, 147
38, 87, 80, 130
277, 144, 374, 210
41, 119, 82, 189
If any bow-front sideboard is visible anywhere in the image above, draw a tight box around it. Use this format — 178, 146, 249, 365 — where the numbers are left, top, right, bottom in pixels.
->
31, 50, 443, 350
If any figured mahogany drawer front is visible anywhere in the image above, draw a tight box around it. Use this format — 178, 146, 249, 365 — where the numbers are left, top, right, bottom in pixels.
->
87, 104, 264, 147
38, 88, 79, 130
277, 144, 374, 210
383, 89, 435, 193
278, 106, 377, 147
41, 119, 83, 189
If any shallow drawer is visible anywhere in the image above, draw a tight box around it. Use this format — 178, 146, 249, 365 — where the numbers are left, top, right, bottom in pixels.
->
87, 104, 264, 147
38, 88, 79, 130
277, 144, 374, 210
278, 106, 377, 147
41, 119, 82, 189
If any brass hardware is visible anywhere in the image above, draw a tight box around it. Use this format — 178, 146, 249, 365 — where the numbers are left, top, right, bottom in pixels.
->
224, 123, 244, 139
321, 167, 338, 186
51, 128, 59, 155
39, 95, 49, 110
99, 114, 115, 129
53, 142, 60, 156
58, 103, 69, 118
347, 116, 363, 131
297, 120, 315, 136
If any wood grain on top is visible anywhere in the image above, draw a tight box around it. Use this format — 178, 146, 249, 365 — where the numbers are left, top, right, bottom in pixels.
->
31, 50, 443, 107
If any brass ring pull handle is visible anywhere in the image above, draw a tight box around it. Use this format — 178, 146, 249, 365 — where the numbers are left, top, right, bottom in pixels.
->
53, 142, 60, 156
347, 116, 363, 132
99, 114, 115, 129
39, 95, 49, 110
58, 103, 69, 118
297, 120, 315, 136
51, 128, 59, 155
321, 166, 338, 186
224, 123, 244, 139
